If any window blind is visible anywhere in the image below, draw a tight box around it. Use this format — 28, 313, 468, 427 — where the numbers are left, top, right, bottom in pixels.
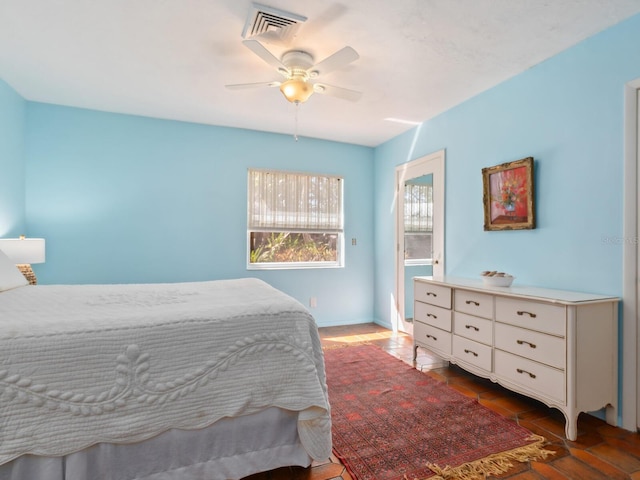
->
248, 169, 343, 232
404, 183, 433, 233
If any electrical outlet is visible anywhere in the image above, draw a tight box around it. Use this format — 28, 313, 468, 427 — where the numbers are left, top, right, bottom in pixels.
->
352, 238, 357, 245
309, 297, 317, 308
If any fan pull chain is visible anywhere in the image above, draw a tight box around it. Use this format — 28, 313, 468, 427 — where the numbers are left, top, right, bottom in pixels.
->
294, 101, 300, 142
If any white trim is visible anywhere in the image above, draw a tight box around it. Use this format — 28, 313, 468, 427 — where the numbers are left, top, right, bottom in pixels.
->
622, 78, 640, 432
394, 149, 445, 333
404, 259, 433, 267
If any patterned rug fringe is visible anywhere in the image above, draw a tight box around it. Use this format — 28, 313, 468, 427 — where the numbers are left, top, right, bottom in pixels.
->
419, 434, 555, 480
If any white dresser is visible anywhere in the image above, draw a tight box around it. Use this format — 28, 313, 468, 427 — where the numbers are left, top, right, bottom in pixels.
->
413, 276, 619, 440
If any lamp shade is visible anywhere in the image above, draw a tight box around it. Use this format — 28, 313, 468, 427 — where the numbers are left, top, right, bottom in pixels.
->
0, 238, 46, 264
279, 78, 314, 103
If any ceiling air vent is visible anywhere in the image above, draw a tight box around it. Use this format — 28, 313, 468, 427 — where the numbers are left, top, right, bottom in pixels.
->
242, 3, 307, 44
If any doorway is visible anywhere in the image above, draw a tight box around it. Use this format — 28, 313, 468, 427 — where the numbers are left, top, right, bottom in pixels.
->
394, 150, 445, 334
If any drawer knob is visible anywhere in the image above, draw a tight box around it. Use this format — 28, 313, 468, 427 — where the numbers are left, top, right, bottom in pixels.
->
427, 313, 438, 318
516, 368, 537, 379
517, 310, 537, 318
465, 300, 480, 306
464, 349, 478, 357
516, 339, 537, 349
426, 334, 437, 341
426, 291, 437, 297
465, 325, 479, 332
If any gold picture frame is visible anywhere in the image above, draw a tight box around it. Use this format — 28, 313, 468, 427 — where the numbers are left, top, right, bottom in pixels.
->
482, 157, 535, 231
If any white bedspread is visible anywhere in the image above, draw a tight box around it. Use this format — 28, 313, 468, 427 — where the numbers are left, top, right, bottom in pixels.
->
0, 278, 331, 466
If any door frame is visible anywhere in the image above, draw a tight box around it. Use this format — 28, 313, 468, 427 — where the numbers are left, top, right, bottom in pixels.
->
623, 78, 640, 432
394, 149, 445, 333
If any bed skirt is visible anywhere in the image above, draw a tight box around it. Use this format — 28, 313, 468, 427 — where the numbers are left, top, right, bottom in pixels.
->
0, 407, 310, 480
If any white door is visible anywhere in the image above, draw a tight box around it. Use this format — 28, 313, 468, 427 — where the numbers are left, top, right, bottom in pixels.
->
394, 150, 445, 333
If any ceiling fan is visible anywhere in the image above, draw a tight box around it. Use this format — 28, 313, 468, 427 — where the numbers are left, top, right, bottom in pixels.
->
226, 39, 362, 104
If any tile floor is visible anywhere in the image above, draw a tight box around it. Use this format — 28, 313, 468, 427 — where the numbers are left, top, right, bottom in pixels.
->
243, 323, 640, 480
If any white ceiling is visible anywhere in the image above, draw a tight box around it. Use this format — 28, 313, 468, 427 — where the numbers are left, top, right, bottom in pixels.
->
1, 1, 640, 147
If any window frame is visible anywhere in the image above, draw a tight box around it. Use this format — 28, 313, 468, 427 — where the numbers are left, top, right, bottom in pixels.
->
246, 168, 345, 270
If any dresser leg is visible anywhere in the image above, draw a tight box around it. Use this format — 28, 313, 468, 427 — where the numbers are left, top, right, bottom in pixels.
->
413, 344, 419, 361
605, 404, 618, 427
565, 414, 578, 441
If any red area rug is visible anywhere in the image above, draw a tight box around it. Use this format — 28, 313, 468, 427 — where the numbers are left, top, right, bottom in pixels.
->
324, 344, 552, 480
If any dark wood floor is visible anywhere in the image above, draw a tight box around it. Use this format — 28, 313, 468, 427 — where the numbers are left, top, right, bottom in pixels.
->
245, 323, 640, 480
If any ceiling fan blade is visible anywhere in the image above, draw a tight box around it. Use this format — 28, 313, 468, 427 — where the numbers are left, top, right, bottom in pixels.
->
242, 39, 288, 74
310, 46, 359, 76
313, 83, 362, 102
225, 81, 281, 90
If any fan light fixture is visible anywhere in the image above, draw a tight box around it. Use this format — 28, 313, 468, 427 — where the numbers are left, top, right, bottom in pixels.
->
279, 77, 313, 104
226, 40, 362, 105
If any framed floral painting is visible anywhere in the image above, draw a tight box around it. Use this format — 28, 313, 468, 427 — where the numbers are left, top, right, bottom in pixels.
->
482, 157, 535, 231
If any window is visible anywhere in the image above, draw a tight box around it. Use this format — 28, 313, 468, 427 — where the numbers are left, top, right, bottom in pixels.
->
247, 169, 344, 269
404, 182, 433, 265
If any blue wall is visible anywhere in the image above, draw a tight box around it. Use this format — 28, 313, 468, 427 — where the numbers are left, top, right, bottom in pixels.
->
374, 13, 640, 328
1, 13, 639, 331
22, 104, 375, 326
0, 79, 26, 237
1, 11, 639, 429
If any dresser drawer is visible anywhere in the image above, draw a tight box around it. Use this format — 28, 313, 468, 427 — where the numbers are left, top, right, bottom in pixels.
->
495, 297, 565, 336
494, 350, 565, 403
454, 290, 493, 319
415, 301, 452, 331
452, 335, 492, 372
414, 282, 452, 309
414, 321, 452, 356
495, 322, 565, 369
453, 312, 492, 345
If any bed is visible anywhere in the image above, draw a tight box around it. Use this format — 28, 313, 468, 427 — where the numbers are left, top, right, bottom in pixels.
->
0, 249, 331, 480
